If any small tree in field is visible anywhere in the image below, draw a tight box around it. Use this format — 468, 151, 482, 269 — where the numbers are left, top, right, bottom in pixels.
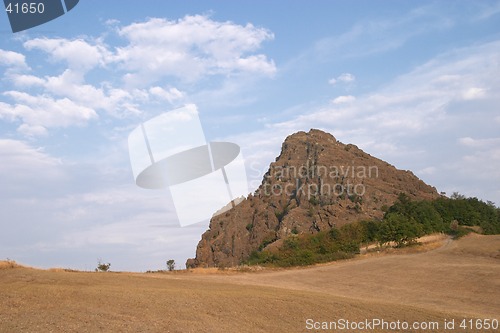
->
95, 259, 111, 272
166, 259, 175, 271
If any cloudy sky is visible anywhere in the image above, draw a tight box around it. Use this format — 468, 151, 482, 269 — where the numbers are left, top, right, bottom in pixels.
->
1, 1, 499, 271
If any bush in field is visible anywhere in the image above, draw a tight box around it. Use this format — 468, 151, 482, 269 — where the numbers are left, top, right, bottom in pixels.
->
166, 259, 175, 271
95, 260, 111, 272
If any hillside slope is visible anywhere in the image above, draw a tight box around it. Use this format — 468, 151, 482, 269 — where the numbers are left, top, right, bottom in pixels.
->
189, 129, 439, 267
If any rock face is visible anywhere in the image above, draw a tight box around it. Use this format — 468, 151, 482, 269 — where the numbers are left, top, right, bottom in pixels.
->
187, 129, 439, 268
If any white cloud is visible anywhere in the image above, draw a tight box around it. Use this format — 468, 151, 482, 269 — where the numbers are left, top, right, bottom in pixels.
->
328, 73, 355, 85
6, 69, 148, 122
331, 95, 356, 104
458, 137, 500, 148
114, 15, 276, 85
418, 166, 437, 175
43, 70, 145, 117
23, 38, 110, 71
338, 73, 356, 83
17, 124, 48, 137
43, 70, 107, 104
17, 15, 276, 85
235, 54, 276, 75
458, 137, 476, 147
149, 86, 185, 103
0, 139, 64, 189
0, 49, 29, 70
0, 102, 17, 121
2, 91, 98, 133
10, 74, 45, 87
0, 15, 277, 138
0, 139, 60, 166
105, 18, 120, 26
448, 146, 500, 198
271, 40, 500, 143
314, 4, 454, 61
462, 87, 486, 100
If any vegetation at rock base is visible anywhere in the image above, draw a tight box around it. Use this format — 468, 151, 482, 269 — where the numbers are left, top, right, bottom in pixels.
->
246, 193, 500, 267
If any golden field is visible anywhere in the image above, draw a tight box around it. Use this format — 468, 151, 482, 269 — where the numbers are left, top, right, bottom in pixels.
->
1, 234, 498, 332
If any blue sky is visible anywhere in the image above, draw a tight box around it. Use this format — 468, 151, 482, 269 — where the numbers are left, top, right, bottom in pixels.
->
1, 1, 499, 271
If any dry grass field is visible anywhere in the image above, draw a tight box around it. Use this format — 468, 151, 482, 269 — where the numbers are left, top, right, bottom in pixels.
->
1, 233, 499, 332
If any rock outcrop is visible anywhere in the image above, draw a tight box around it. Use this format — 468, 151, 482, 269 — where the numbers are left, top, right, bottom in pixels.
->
187, 129, 439, 268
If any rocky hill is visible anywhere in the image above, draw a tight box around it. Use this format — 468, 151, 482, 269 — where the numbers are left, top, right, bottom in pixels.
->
187, 129, 439, 268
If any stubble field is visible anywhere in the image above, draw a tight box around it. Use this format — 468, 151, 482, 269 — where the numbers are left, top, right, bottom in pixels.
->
1, 233, 499, 332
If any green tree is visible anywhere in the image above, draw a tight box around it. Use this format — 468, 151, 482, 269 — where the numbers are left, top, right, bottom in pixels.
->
95, 260, 111, 272
451, 192, 466, 200
377, 213, 422, 247
166, 259, 175, 271
359, 220, 380, 243
412, 201, 445, 233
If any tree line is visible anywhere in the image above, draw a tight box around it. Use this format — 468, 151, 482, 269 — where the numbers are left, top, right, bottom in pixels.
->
247, 193, 500, 267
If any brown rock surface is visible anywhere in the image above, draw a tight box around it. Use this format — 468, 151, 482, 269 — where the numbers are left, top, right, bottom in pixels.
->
187, 129, 439, 268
